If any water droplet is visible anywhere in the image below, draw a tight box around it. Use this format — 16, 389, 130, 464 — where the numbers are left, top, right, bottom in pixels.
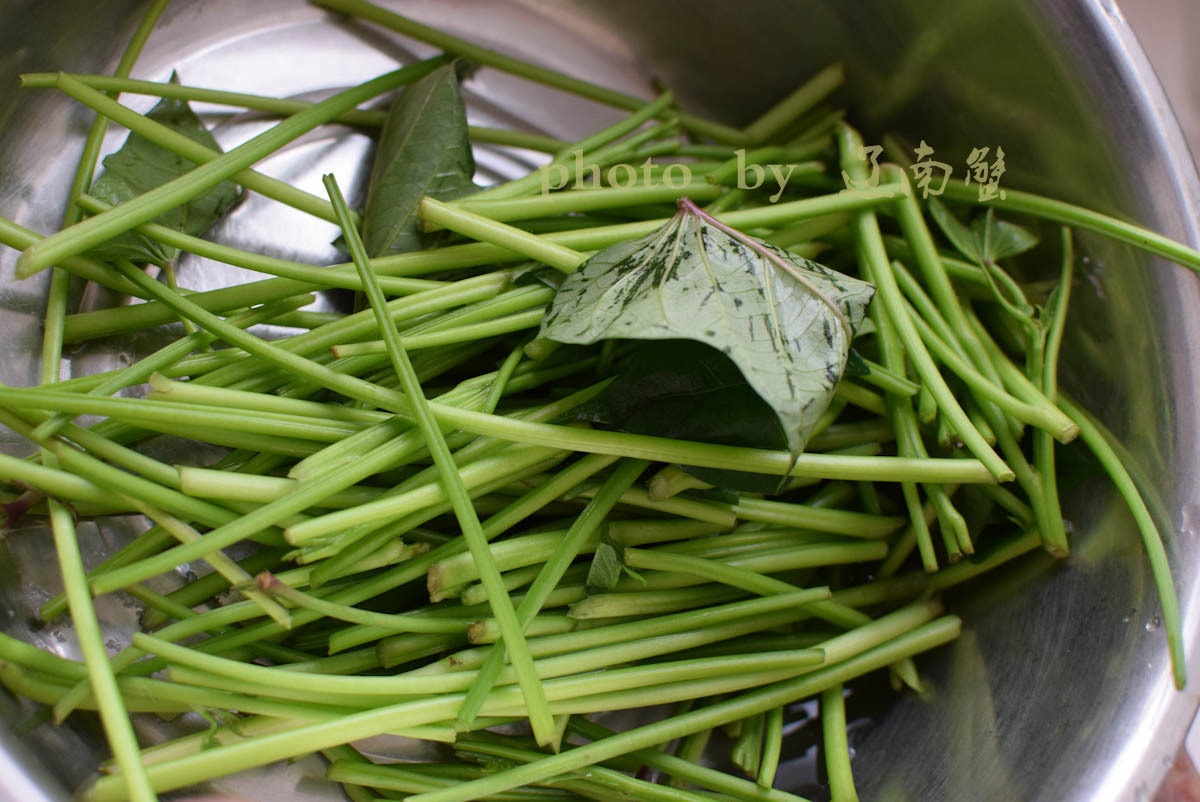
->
1146, 616, 1161, 632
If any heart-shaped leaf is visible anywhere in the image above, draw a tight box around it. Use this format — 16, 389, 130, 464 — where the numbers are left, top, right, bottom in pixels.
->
541, 199, 875, 455
89, 83, 242, 267
928, 197, 1038, 265
973, 209, 1038, 262
361, 61, 479, 257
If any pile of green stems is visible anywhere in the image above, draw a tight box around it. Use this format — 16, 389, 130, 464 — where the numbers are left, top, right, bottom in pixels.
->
0, 3, 1190, 802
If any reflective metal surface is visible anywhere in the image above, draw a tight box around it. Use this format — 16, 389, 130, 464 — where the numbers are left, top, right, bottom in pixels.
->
1, 1, 1198, 800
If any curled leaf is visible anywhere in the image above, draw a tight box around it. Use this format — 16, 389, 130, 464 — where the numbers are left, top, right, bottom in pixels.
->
541, 199, 875, 455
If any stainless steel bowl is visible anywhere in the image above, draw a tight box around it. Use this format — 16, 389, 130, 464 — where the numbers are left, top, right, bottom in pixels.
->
2, 1, 1199, 800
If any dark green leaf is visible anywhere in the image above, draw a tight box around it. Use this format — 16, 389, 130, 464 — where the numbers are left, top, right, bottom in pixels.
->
89, 85, 241, 267
844, 346, 870, 378
928, 198, 1038, 264
511, 262, 564, 290
578, 339, 789, 492
361, 62, 479, 257
542, 201, 875, 455
973, 208, 1039, 261
927, 197, 983, 264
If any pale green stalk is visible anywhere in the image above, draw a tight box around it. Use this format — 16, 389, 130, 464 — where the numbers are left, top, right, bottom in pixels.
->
330, 309, 545, 357
74, 192, 442, 294
257, 573, 468, 634
456, 458, 649, 730
571, 718, 813, 802
54, 74, 353, 226
310, 0, 744, 143
821, 684, 859, 802
32, 295, 312, 440
743, 63, 844, 143
622, 548, 825, 599
399, 606, 956, 802
49, 501, 157, 802
324, 172, 555, 745
16, 60, 442, 278
759, 705, 785, 789
438, 183, 721, 228
420, 197, 587, 273
20, 71, 569, 152
939, 179, 1200, 275
38, 0, 172, 403
55, 185, 899, 340
837, 125, 1011, 481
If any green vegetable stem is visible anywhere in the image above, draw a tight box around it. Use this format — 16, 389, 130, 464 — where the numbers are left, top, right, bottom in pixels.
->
0, 9, 1190, 802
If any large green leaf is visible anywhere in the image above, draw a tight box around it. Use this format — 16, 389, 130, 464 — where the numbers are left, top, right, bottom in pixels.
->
89, 85, 241, 267
361, 61, 478, 257
541, 201, 875, 455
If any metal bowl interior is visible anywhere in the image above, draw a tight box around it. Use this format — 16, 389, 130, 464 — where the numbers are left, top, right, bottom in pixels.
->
1, 1, 1199, 800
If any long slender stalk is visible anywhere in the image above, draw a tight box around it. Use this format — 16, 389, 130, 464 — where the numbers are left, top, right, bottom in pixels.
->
837, 125, 1010, 482
401, 607, 956, 802
571, 718, 812, 802
456, 458, 649, 730
86, 607, 954, 802
38, 0, 172, 408
48, 501, 158, 802
439, 183, 721, 228
743, 64, 845, 144
821, 684, 859, 802
324, 172, 556, 744
420, 197, 587, 273
74, 193, 442, 294
1056, 396, 1185, 690
310, 0, 744, 144
16, 59, 443, 278
1032, 229, 1074, 555
939, 179, 1200, 275
885, 166, 1066, 552
32, 295, 311, 440
20, 71, 569, 152
54, 185, 899, 340
54, 74, 353, 226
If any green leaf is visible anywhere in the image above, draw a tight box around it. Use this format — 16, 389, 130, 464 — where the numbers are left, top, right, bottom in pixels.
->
88, 83, 242, 267
511, 262, 564, 290
586, 538, 623, 592
927, 197, 983, 264
578, 339, 789, 492
844, 346, 870, 378
973, 208, 1039, 262
361, 61, 479, 257
928, 198, 1038, 264
541, 200, 875, 455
